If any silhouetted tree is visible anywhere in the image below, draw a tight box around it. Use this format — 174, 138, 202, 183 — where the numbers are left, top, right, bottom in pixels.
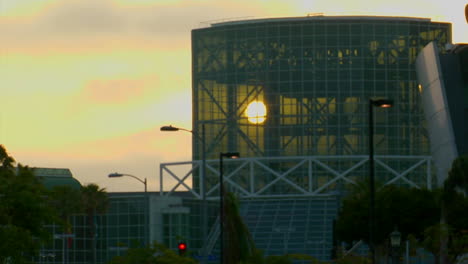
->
0, 145, 56, 262
224, 192, 256, 264
81, 183, 109, 264
335, 181, 440, 259
49, 185, 82, 231
445, 155, 468, 196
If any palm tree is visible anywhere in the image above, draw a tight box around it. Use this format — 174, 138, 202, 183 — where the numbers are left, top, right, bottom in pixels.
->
49, 185, 82, 263
81, 183, 109, 264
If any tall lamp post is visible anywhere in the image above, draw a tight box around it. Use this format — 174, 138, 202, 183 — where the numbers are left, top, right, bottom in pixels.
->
160, 124, 208, 262
219, 152, 240, 264
108, 172, 149, 246
390, 228, 401, 264
368, 99, 393, 264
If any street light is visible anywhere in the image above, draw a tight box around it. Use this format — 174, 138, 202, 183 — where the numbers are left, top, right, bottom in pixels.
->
161, 124, 208, 262
219, 152, 240, 264
390, 229, 401, 248
160, 125, 206, 197
108, 172, 149, 246
369, 98, 393, 264
108, 172, 147, 192
390, 228, 401, 264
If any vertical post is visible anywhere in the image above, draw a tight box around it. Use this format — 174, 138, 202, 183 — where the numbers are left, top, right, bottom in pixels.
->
201, 123, 207, 263
369, 99, 376, 264
219, 153, 224, 264
393, 247, 399, 264
217, 152, 238, 264
368, 98, 393, 264
160, 166, 163, 196
144, 178, 149, 246
62, 236, 65, 264
406, 240, 409, 264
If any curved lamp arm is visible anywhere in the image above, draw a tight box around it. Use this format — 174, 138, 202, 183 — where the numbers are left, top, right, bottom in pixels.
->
108, 173, 147, 192
160, 125, 204, 143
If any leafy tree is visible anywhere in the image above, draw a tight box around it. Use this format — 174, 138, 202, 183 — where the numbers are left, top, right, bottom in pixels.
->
441, 190, 468, 263
0, 145, 56, 263
81, 183, 109, 264
438, 155, 468, 263
444, 156, 468, 233
241, 251, 324, 264
336, 163, 468, 264
263, 255, 293, 264
335, 181, 440, 257
391, 155, 468, 264
107, 242, 197, 264
445, 155, 468, 196
333, 255, 371, 264
413, 222, 468, 264
0, 145, 15, 169
49, 185, 82, 231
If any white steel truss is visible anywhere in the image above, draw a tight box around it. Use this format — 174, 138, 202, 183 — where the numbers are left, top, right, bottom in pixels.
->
159, 155, 433, 199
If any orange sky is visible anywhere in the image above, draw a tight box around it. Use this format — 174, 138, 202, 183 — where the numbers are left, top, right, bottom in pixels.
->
1, 0, 467, 192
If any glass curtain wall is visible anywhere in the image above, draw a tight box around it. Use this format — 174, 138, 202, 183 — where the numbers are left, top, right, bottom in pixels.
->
192, 17, 451, 193
34, 194, 148, 264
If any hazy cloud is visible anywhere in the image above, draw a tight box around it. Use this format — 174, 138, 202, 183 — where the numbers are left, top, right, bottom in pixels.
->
43, 0, 125, 35
82, 75, 157, 104
11, 125, 192, 192
0, 0, 275, 49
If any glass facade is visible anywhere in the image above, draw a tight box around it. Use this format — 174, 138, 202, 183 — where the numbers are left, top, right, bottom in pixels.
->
105, 194, 148, 258
34, 193, 148, 264
192, 16, 450, 188
239, 197, 338, 261
162, 209, 190, 248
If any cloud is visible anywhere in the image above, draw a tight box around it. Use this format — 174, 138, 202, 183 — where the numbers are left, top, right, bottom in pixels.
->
0, 0, 278, 52
81, 75, 157, 104
5, 0, 359, 55
3, 0, 467, 51
10, 124, 193, 192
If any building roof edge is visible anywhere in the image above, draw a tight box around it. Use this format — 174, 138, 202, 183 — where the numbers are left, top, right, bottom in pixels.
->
201, 15, 437, 28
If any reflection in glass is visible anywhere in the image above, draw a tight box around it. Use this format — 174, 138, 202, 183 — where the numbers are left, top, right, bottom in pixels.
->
245, 101, 267, 124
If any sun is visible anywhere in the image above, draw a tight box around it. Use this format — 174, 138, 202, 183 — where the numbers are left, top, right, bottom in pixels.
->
245, 101, 267, 124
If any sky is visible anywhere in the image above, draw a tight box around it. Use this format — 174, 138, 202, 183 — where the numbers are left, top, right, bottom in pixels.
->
1, 0, 467, 192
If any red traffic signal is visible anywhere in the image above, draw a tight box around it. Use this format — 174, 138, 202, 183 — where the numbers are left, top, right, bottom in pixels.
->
178, 242, 187, 255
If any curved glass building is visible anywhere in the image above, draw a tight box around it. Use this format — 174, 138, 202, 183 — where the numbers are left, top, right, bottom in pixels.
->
182, 16, 452, 260
192, 16, 450, 191
193, 16, 450, 158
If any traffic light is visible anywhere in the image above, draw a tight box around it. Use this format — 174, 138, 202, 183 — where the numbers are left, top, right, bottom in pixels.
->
178, 242, 187, 256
